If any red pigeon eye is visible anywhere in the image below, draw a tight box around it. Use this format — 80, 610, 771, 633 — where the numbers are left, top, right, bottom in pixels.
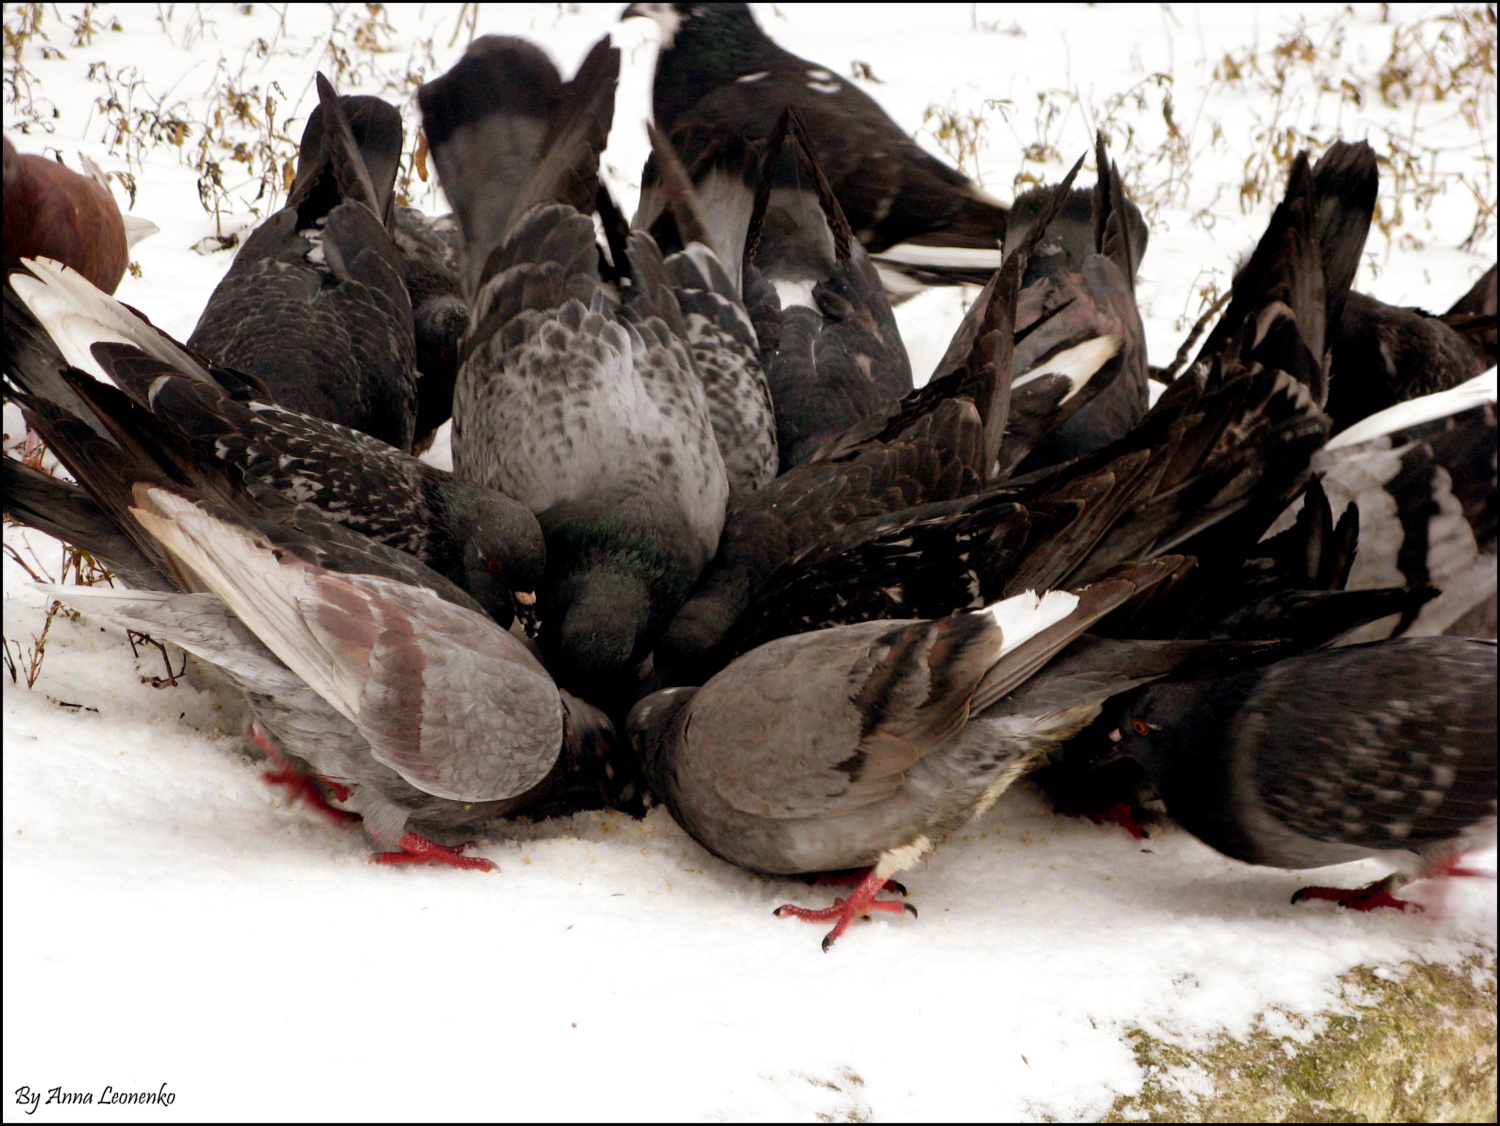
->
485, 558, 505, 575
1132, 718, 1149, 736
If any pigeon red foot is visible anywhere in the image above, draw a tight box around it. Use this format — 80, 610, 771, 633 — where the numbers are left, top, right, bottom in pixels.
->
253, 722, 359, 825
1294, 855, 1494, 913
370, 833, 498, 872
775, 869, 917, 952
1056, 799, 1149, 840
1291, 874, 1422, 913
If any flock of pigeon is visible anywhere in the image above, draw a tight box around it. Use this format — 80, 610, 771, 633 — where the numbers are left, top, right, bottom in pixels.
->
3, 3, 1495, 951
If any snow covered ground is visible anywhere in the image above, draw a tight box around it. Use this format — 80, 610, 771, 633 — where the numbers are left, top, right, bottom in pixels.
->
3, 4, 1495, 1120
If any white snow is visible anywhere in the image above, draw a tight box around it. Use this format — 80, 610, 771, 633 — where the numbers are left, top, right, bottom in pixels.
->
4, 3, 1495, 1120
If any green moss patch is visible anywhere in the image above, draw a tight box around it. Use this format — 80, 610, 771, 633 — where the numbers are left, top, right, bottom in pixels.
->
1106, 953, 1497, 1122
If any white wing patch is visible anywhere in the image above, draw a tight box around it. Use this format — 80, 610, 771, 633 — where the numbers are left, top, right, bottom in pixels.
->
981, 589, 1081, 658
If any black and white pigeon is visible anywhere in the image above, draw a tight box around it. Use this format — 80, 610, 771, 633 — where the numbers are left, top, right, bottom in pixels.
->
631, 562, 1214, 950
624, 2, 1010, 295
1105, 637, 1497, 911
419, 35, 728, 688
187, 75, 419, 451
1006, 135, 1152, 473
1275, 370, 1497, 642
634, 121, 778, 493
7, 261, 546, 630
743, 107, 913, 469
1324, 267, 1498, 435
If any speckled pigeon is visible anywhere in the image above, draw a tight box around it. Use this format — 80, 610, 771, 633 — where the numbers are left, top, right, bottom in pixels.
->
419, 35, 728, 688
631, 562, 1196, 950
1105, 637, 1497, 911
187, 75, 418, 451
7, 261, 546, 630
623, 2, 1009, 296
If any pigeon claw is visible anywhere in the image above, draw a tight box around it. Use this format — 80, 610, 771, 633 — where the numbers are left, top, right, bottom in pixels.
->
773, 870, 914, 951
252, 721, 359, 825
371, 832, 498, 872
1290, 878, 1423, 913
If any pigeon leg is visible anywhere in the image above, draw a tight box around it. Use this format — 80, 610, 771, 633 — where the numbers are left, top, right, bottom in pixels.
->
775, 869, 917, 951
1074, 800, 1149, 840
253, 722, 359, 825
370, 833, 498, 872
1291, 873, 1423, 913
1427, 855, 1491, 879
810, 868, 908, 897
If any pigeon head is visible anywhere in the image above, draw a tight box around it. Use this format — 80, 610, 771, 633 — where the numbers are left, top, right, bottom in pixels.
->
625, 685, 700, 796
623, 3, 771, 127
509, 691, 647, 819
451, 486, 547, 631
542, 569, 656, 688
1104, 681, 1207, 780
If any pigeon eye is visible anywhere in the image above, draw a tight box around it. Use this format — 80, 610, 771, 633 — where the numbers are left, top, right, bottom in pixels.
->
485, 557, 505, 575
1131, 718, 1149, 736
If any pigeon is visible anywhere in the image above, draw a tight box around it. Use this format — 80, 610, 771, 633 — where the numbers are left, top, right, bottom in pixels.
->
40, 492, 624, 869
631, 563, 1200, 950
1276, 370, 1497, 642
1104, 637, 1497, 911
653, 395, 988, 683
743, 107, 913, 469
1006, 135, 1152, 473
624, 2, 1009, 293
635, 121, 778, 493
5, 306, 629, 866
187, 75, 419, 451
390, 204, 469, 453
1324, 280, 1497, 435
1194, 140, 1379, 410
420, 35, 728, 688
4, 136, 129, 294
6, 261, 547, 630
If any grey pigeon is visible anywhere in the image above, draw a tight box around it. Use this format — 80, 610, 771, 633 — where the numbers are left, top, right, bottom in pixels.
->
7, 261, 546, 631
1105, 637, 1497, 911
188, 75, 419, 451
631, 564, 1192, 949
635, 122, 778, 493
419, 35, 728, 687
623, 2, 1009, 295
44, 492, 622, 867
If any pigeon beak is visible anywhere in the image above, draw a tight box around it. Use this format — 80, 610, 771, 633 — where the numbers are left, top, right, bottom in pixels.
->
513, 590, 540, 638
1107, 727, 1122, 743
